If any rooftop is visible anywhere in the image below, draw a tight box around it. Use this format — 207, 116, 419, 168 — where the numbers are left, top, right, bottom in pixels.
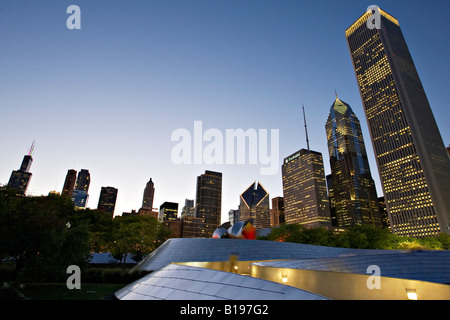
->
131, 238, 363, 272
253, 250, 450, 284
117, 238, 450, 300
116, 264, 329, 300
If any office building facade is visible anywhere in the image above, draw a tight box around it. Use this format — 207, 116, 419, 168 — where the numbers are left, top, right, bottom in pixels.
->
8, 169, 32, 196
159, 202, 179, 222
97, 186, 118, 216
181, 216, 206, 238
62, 169, 77, 196
74, 169, 90, 192
195, 170, 222, 237
346, 7, 450, 237
181, 199, 195, 218
282, 149, 332, 229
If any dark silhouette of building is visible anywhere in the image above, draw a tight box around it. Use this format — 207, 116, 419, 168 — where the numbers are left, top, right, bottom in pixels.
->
122, 209, 138, 217
97, 186, 118, 216
72, 169, 90, 208
378, 196, 389, 228
270, 197, 285, 227
62, 169, 77, 196
326, 174, 337, 226
7, 142, 35, 195
74, 169, 90, 191
325, 96, 382, 227
142, 178, 155, 209
138, 207, 159, 218
346, 6, 450, 237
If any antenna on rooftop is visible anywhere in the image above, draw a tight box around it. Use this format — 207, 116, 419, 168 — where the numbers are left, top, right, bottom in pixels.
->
302, 105, 310, 151
28, 140, 36, 157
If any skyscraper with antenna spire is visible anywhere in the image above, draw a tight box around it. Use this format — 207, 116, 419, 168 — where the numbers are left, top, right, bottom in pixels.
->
281, 107, 331, 228
7, 141, 35, 195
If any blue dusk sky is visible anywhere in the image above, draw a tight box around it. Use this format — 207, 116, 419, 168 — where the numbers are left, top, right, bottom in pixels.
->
0, 0, 449, 221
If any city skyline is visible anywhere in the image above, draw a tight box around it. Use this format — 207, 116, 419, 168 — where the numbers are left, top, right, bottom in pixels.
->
0, 1, 448, 223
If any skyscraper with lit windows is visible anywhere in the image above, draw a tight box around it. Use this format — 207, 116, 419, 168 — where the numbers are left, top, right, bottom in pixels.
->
159, 201, 178, 221
282, 149, 331, 229
325, 96, 382, 227
195, 170, 222, 236
346, 6, 450, 237
97, 186, 118, 216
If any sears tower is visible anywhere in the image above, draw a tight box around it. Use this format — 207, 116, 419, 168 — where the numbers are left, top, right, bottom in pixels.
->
346, 6, 450, 237
8, 141, 35, 195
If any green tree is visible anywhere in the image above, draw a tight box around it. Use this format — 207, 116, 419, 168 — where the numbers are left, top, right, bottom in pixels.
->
419, 236, 443, 250
74, 207, 113, 252
302, 227, 336, 247
267, 223, 306, 243
264, 220, 449, 251
334, 227, 368, 249
108, 215, 169, 264
266, 223, 398, 249
436, 233, 450, 250
351, 225, 394, 249
0, 189, 91, 282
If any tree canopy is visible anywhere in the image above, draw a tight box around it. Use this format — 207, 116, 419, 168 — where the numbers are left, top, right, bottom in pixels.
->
264, 222, 450, 250
0, 189, 91, 282
109, 215, 170, 263
0, 189, 170, 282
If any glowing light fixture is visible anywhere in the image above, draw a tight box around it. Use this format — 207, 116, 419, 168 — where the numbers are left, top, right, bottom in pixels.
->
405, 289, 418, 300
281, 274, 288, 283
